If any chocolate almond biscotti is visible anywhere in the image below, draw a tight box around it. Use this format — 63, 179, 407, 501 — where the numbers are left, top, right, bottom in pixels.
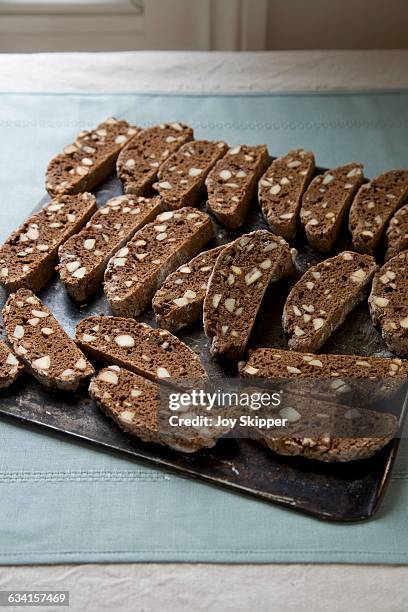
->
46, 117, 140, 197
0, 340, 23, 389
203, 231, 295, 359
104, 207, 213, 317
206, 144, 269, 228
385, 204, 408, 261
259, 149, 315, 240
76, 316, 206, 382
117, 122, 193, 195
58, 195, 164, 301
283, 251, 378, 352
300, 163, 364, 252
0, 193, 97, 293
153, 140, 228, 209
152, 245, 225, 331
369, 250, 408, 356
3, 289, 94, 390
349, 170, 408, 255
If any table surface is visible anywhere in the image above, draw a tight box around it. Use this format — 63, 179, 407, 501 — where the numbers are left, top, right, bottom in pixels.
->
1, 49, 408, 612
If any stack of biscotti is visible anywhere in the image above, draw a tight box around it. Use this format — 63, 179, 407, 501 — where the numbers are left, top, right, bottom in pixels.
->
76, 316, 206, 382
239, 347, 407, 404
117, 122, 193, 195
349, 170, 408, 254
104, 207, 213, 316
300, 163, 364, 252
3, 289, 94, 390
153, 140, 228, 209
0, 340, 23, 389
203, 230, 295, 359
369, 251, 408, 356
283, 251, 378, 352
0, 193, 97, 293
58, 195, 164, 301
251, 393, 398, 462
153, 245, 224, 331
89, 366, 226, 453
385, 204, 408, 260
206, 144, 269, 228
259, 149, 315, 240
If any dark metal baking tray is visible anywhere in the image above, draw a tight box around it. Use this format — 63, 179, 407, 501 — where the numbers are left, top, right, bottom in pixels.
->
0, 172, 406, 522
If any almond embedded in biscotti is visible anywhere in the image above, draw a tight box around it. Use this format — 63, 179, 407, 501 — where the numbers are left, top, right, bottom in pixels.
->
349, 170, 408, 255
103, 207, 214, 317
206, 144, 270, 228
45, 117, 140, 197
283, 251, 378, 352
300, 163, 364, 253
203, 230, 295, 359
58, 195, 164, 301
76, 316, 206, 382
3, 289, 94, 390
259, 149, 315, 240
384, 203, 408, 261
153, 140, 228, 209
0, 193, 97, 293
152, 245, 225, 331
117, 123, 193, 196
369, 250, 408, 356
0, 340, 23, 389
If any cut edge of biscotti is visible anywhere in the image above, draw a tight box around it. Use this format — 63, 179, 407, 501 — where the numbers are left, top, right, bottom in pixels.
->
0, 339, 23, 389
3, 289, 94, 391
283, 251, 378, 353
203, 230, 295, 359
384, 203, 408, 261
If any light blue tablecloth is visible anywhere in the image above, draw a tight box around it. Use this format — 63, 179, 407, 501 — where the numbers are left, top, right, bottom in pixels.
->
0, 91, 408, 565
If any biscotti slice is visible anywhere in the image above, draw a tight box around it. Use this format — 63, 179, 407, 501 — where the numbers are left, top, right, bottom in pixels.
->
206, 144, 269, 228
252, 394, 398, 463
117, 122, 193, 195
349, 170, 408, 254
152, 245, 224, 331
46, 117, 140, 197
385, 204, 408, 261
300, 163, 364, 252
58, 195, 164, 301
153, 140, 228, 209
104, 207, 214, 317
259, 149, 315, 240
240, 348, 407, 406
89, 366, 224, 453
203, 231, 295, 359
76, 316, 206, 382
0, 193, 97, 293
369, 251, 408, 356
3, 289, 94, 390
283, 251, 377, 352
0, 340, 23, 389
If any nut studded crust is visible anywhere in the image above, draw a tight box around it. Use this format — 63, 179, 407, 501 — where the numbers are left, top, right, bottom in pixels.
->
252, 394, 398, 463
0, 340, 23, 389
206, 144, 270, 228
76, 316, 206, 382
153, 245, 225, 331
369, 251, 408, 356
203, 231, 295, 359
0, 193, 97, 293
300, 163, 364, 253
259, 149, 315, 240
104, 208, 214, 317
385, 204, 408, 261
153, 140, 228, 209
58, 195, 164, 301
283, 251, 378, 352
89, 366, 224, 453
349, 170, 408, 255
46, 117, 140, 197
117, 122, 193, 195
3, 289, 94, 390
